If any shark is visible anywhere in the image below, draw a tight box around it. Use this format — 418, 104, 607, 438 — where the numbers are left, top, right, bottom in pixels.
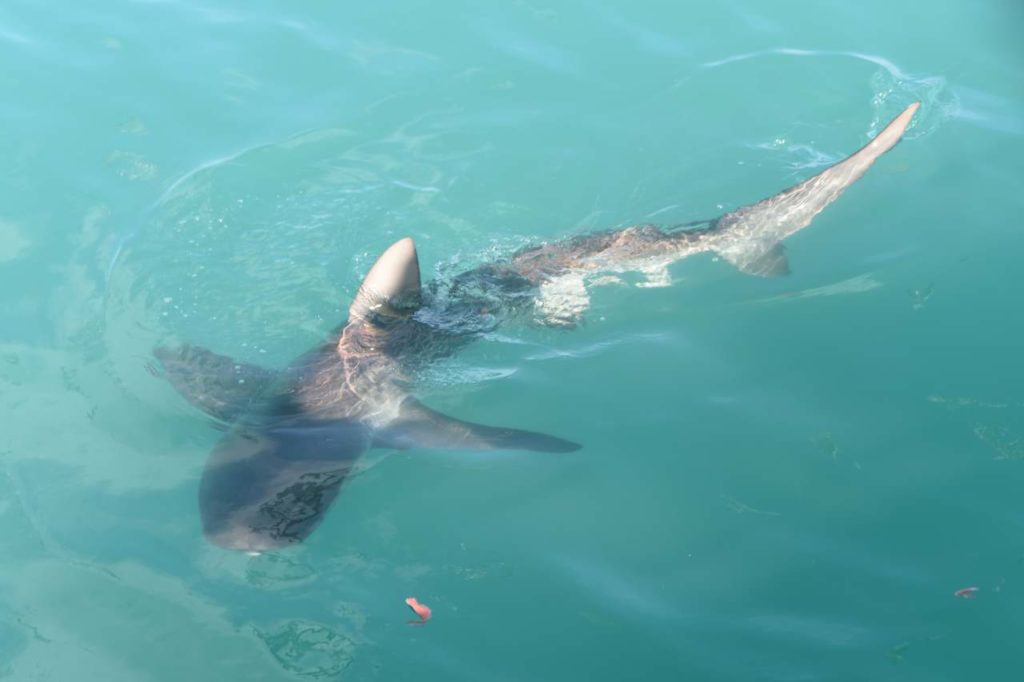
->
156, 102, 920, 551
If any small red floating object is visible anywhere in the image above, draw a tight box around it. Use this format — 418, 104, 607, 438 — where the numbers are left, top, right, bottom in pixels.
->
405, 597, 432, 621
954, 586, 979, 599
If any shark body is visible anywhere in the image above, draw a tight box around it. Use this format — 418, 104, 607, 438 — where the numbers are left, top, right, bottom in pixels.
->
157, 103, 920, 551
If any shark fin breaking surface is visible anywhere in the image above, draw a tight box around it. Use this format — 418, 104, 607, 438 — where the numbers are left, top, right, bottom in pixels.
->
349, 236, 422, 321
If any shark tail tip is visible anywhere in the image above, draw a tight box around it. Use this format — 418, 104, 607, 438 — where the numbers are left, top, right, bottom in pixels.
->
888, 101, 922, 136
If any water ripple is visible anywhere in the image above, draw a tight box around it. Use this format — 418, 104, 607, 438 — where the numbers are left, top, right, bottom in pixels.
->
699, 47, 913, 79
691, 47, 958, 140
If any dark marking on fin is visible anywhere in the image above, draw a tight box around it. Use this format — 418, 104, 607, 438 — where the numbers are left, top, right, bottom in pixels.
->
376, 399, 581, 453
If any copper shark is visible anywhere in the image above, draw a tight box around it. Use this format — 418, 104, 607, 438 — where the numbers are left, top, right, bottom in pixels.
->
157, 102, 919, 551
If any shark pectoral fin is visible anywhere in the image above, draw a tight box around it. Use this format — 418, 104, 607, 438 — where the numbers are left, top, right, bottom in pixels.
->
153, 344, 277, 422
376, 399, 581, 453
717, 241, 791, 278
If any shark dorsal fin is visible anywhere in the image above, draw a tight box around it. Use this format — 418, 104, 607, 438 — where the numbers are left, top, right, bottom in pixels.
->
349, 237, 422, 321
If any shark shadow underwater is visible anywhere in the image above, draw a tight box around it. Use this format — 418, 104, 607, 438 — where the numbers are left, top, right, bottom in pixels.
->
156, 102, 920, 551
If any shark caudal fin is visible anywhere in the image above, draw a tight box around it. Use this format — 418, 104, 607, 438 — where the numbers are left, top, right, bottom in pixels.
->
349, 237, 422, 321
714, 101, 920, 277
375, 398, 581, 453
153, 344, 278, 422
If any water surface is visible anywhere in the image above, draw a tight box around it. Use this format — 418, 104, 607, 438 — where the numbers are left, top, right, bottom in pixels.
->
2, 1, 1023, 679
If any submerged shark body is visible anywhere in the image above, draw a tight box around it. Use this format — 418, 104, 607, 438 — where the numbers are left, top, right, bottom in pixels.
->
157, 103, 920, 551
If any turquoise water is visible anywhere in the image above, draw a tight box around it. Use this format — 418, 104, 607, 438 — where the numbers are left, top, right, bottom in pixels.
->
2, 0, 1023, 678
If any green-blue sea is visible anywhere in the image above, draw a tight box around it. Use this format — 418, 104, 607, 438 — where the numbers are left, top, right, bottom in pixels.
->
2, 1, 1023, 679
